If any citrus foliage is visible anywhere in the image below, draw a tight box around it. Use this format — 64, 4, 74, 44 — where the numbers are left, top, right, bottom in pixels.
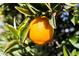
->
0, 3, 79, 56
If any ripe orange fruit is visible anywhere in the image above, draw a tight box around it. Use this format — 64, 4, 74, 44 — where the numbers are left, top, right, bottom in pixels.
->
29, 16, 54, 45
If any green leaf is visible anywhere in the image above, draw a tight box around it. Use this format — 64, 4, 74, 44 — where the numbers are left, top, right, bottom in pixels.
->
49, 15, 56, 29
69, 35, 79, 49
7, 45, 21, 56
6, 45, 20, 53
65, 3, 77, 7
18, 3, 27, 7
5, 24, 19, 37
25, 46, 34, 56
69, 36, 78, 44
0, 49, 6, 56
71, 17, 75, 25
20, 26, 30, 44
76, 51, 79, 56
4, 40, 19, 53
15, 6, 30, 16
12, 50, 21, 56
70, 43, 79, 49
63, 45, 68, 56
71, 49, 77, 56
53, 4, 60, 10
26, 3, 36, 14
63, 45, 70, 56
17, 17, 30, 35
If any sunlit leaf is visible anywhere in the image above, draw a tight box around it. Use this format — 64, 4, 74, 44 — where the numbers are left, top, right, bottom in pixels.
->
20, 26, 30, 43
5, 24, 19, 37
4, 40, 19, 53
15, 6, 30, 16
65, 3, 77, 6
71, 43, 79, 49
17, 17, 30, 36
63, 45, 68, 56
25, 46, 34, 56
69, 36, 78, 44
69, 35, 79, 49
63, 45, 70, 56
70, 49, 77, 56
71, 17, 75, 25
6, 45, 20, 53
49, 14, 56, 29
0, 49, 6, 56
76, 51, 79, 56
12, 51, 21, 56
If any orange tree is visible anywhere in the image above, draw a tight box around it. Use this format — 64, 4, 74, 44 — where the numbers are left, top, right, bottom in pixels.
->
0, 3, 79, 56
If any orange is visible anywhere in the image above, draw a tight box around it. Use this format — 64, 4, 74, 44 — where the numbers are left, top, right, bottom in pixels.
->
29, 16, 54, 45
